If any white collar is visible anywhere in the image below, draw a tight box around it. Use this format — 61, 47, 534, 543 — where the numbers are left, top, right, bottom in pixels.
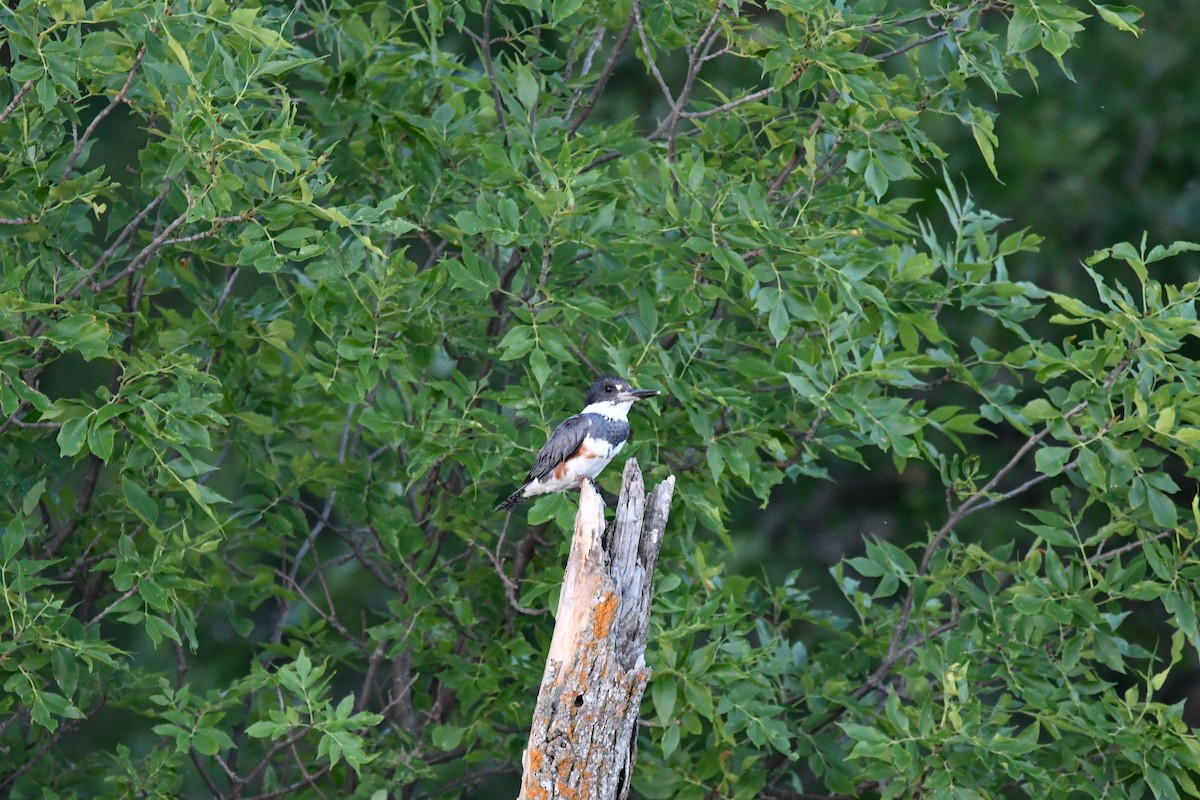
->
580, 400, 633, 421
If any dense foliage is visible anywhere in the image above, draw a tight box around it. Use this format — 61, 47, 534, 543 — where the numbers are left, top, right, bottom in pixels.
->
2, 0, 1198, 798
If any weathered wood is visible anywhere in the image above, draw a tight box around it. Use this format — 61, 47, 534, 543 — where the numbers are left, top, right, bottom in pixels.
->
519, 459, 675, 800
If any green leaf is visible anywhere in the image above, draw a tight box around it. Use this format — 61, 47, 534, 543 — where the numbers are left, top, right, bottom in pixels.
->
529, 347, 551, 387
1092, 632, 1125, 673
768, 302, 790, 343
968, 110, 999, 180
682, 679, 713, 720
661, 722, 680, 758
429, 724, 463, 750
897, 253, 936, 281
163, 28, 196, 82
1022, 398, 1058, 421
1075, 447, 1105, 488
1145, 767, 1182, 800
87, 420, 116, 462
1007, 7, 1041, 54
1174, 427, 1200, 445
839, 723, 892, 759
1090, 3, 1144, 35
1146, 487, 1178, 528
3, 520, 25, 560
864, 158, 888, 199
57, 416, 89, 458
497, 325, 535, 360
21, 478, 46, 516
143, 614, 181, 645
652, 675, 677, 723
1034, 446, 1072, 477
245, 720, 285, 739
122, 480, 159, 526
337, 339, 374, 360
454, 211, 488, 235
1154, 406, 1175, 434
513, 63, 539, 110
192, 727, 230, 756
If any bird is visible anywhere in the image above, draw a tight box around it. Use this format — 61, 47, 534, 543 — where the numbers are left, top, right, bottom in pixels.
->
496, 376, 660, 511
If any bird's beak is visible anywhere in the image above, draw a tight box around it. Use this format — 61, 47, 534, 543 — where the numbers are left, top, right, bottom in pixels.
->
620, 387, 660, 402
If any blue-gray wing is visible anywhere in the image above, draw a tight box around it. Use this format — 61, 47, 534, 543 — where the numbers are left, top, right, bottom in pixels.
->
526, 414, 591, 482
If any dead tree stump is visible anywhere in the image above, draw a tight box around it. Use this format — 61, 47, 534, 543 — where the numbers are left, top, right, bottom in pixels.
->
519, 458, 676, 800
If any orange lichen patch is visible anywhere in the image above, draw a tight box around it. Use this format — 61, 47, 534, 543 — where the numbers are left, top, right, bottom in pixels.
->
592, 591, 618, 639
522, 752, 548, 800
522, 778, 547, 800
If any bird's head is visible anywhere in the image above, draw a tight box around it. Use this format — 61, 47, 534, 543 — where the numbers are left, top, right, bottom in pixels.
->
582, 376, 659, 415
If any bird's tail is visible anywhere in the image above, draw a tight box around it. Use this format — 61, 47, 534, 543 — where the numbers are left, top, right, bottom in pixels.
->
495, 486, 527, 511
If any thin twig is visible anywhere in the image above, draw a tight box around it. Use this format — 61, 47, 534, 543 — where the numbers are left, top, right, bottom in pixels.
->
279, 565, 365, 650
964, 458, 1077, 517
875, 30, 949, 60
578, 25, 605, 77
647, 3, 728, 158
93, 208, 190, 292
1090, 529, 1176, 564
854, 355, 1133, 702
475, 541, 549, 618
567, 10, 637, 138
160, 212, 252, 246
769, 408, 829, 469
633, 0, 675, 107
216, 268, 240, 313
271, 403, 357, 647
230, 733, 330, 800
479, 0, 508, 138
188, 750, 226, 798
61, 45, 147, 181
0, 78, 36, 126
679, 86, 777, 121
86, 586, 139, 628
62, 182, 171, 302
769, 149, 804, 197
580, 148, 623, 173
4, 418, 60, 429
0, 706, 93, 792
47, 455, 104, 556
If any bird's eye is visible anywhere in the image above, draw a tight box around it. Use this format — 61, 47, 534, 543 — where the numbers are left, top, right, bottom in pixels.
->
606, 385, 614, 392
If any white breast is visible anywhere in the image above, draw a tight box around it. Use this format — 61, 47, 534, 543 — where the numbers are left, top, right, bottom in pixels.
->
522, 438, 625, 498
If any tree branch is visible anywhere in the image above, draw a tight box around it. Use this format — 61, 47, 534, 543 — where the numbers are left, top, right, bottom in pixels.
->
49, 181, 172, 311
874, 30, 949, 60
479, 0, 508, 139
567, 10, 636, 138
86, 585, 139, 628
0, 78, 35, 126
633, 0, 676, 109
45, 454, 103, 556
853, 354, 1133, 703
1090, 528, 1176, 564
61, 45, 147, 182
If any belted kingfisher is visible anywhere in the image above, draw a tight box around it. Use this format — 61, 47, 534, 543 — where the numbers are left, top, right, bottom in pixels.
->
496, 376, 660, 511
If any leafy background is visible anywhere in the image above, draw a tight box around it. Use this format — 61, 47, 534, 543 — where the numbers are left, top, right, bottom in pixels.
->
2, 0, 1199, 798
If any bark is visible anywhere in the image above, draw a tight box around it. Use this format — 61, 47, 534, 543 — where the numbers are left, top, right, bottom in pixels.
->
519, 459, 676, 800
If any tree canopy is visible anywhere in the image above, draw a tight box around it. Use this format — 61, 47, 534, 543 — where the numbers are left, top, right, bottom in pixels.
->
2, 0, 1198, 798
